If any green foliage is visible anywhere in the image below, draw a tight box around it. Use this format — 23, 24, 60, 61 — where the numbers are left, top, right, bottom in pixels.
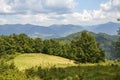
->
33, 38, 43, 53
0, 58, 120, 80
115, 28, 120, 59
0, 31, 119, 80
71, 31, 105, 62
0, 36, 16, 56
57, 31, 118, 59
25, 64, 120, 80
0, 32, 105, 63
0, 60, 29, 80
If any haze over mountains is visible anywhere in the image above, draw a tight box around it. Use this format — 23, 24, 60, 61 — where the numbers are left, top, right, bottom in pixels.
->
0, 22, 120, 39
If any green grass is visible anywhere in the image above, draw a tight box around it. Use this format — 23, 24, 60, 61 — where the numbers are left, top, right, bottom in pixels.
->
9, 53, 120, 71
7, 53, 120, 80
9, 53, 76, 70
25, 63, 120, 80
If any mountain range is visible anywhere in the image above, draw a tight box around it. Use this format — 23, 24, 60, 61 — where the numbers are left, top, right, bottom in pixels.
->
0, 22, 120, 39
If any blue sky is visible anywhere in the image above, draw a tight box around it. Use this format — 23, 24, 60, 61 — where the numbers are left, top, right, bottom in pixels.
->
76, 0, 108, 11
0, 0, 119, 26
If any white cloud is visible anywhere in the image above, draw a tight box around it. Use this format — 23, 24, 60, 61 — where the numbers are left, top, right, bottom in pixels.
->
4, 0, 75, 14
69, 0, 120, 25
100, 0, 120, 11
0, 0, 11, 13
71, 11, 92, 22
0, 0, 119, 25
43, 0, 75, 13
100, 1, 112, 11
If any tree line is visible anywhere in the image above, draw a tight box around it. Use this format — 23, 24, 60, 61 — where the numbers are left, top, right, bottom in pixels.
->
0, 31, 105, 63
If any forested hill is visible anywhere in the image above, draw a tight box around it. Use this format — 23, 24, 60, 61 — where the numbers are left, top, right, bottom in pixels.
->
57, 32, 119, 59
58, 32, 118, 42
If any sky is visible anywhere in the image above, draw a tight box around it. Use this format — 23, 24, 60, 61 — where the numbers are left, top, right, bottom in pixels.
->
0, 0, 120, 26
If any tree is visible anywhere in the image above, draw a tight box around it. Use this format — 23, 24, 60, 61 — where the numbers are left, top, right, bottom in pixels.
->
115, 28, 120, 58
0, 32, 105, 63
0, 35, 16, 56
33, 38, 43, 53
42, 40, 51, 54
72, 31, 105, 62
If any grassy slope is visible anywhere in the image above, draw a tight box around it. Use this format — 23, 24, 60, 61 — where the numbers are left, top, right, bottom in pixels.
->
7, 53, 120, 79
10, 53, 76, 70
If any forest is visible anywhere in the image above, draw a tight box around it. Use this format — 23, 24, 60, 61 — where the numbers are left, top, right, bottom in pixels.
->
0, 31, 105, 63
0, 30, 120, 80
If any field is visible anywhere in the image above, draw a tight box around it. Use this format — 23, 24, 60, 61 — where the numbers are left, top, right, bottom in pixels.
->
9, 53, 76, 70
5, 53, 120, 80
9, 53, 120, 70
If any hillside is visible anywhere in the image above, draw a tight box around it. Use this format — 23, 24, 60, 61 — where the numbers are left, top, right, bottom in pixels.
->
57, 32, 119, 59
10, 53, 76, 70
0, 22, 119, 39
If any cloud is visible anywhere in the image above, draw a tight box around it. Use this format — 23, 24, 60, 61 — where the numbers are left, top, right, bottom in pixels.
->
0, 0, 75, 14
70, 0, 120, 25
0, 0, 11, 13
100, 0, 120, 11
43, 0, 75, 13
99, 0, 120, 21
0, 0, 119, 26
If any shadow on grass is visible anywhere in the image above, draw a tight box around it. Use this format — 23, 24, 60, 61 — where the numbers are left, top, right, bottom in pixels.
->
25, 65, 120, 80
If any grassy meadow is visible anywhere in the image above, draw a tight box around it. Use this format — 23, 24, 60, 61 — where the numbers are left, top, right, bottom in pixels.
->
9, 53, 76, 70
9, 53, 120, 70
2, 53, 120, 80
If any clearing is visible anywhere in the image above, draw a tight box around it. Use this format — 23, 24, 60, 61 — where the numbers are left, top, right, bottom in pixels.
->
10, 53, 76, 70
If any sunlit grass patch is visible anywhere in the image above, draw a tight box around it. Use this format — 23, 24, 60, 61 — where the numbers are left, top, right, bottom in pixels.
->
9, 53, 76, 70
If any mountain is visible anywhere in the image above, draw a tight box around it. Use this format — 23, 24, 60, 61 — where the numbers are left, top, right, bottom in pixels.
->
88, 22, 120, 35
0, 24, 83, 39
57, 31, 119, 59
0, 22, 119, 39
0, 24, 56, 39
49, 24, 83, 37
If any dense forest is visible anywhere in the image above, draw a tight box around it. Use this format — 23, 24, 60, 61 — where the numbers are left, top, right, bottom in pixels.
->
0, 31, 104, 63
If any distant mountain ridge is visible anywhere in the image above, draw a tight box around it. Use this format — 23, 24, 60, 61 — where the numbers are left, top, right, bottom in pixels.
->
89, 22, 120, 35
0, 22, 120, 39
